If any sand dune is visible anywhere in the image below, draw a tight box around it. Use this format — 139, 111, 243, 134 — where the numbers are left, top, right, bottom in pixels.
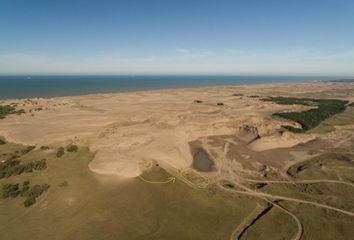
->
0, 81, 353, 178
248, 132, 316, 151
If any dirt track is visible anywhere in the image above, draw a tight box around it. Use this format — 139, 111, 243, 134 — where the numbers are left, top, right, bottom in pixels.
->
219, 141, 354, 240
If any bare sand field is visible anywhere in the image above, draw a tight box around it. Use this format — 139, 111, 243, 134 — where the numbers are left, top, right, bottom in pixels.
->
1, 81, 353, 178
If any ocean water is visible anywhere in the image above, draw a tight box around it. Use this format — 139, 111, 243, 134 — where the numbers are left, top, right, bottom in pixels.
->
0, 75, 337, 100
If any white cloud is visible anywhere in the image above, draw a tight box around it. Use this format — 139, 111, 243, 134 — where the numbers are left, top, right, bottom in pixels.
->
0, 48, 353, 75
174, 48, 191, 54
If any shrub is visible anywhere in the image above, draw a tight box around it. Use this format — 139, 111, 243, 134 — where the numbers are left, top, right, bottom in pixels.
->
0, 139, 6, 145
15, 109, 26, 115
56, 147, 65, 158
24, 183, 50, 207
58, 180, 68, 187
1, 183, 20, 198
0, 158, 20, 179
21, 181, 30, 196
0, 105, 15, 119
32, 159, 47, 170
0, 157, 20, 169
21, 145, 36, 155
66, 144, 78, 152
0, 105, 25, 119
0, 158, 46, 179
24, 196, 36, 207
1, 181, 50, 207
40, 146, 50, 150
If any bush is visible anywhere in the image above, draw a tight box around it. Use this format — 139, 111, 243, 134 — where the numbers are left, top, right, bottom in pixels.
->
0, 157, 20, 169
32, 159, 47, 170
1, 181, 50, 207
1, 183, 20, 198
0, 105, 25, 119
15, 109, 26, 115
40, 146, 50, 150
66, 144, 78, 152
56, 147, 65, 158
0, 139, 6, 145
0, 157, 20, 179
24, 196, 36, 207
23, 183, 50, 207
21, 181, 30, 196
0, 105, 15, 119
0, 158, 46, 179
58, 180, 68, 187
21, 145, 36, 155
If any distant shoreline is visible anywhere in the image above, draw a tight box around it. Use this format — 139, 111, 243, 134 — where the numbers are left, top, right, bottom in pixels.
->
327, 79, 354, 83
0, 75, 352, 101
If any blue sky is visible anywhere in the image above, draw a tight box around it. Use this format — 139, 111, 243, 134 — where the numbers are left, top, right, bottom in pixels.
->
0, 0, 354, 75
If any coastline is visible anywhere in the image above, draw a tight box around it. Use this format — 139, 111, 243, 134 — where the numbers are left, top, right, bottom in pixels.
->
0, 75, 338, 101
0, 79, 325, 102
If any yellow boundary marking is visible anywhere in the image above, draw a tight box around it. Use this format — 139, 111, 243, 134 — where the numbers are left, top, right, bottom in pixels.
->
138, 175, 176, 184
136, 163, 210, 189
179, 168, 210, 189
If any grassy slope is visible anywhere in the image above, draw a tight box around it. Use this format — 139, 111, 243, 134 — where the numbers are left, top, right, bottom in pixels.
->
280, 202, 354, 240
260, 183, 354, 212
242, 146, 354, 239
241, 207, 297, 240
310, 107, 354, 133
0, 142, 257, 240
287, 152, 354, 182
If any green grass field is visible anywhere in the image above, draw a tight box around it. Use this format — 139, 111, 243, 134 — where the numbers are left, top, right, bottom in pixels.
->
0, 140, 259, 240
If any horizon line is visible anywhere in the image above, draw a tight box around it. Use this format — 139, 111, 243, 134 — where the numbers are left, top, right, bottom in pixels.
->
1, 73, 354, 77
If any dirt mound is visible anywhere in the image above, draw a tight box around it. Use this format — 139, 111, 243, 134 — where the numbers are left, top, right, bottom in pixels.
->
248, 131, 316, 151
237, 124, 260, 144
